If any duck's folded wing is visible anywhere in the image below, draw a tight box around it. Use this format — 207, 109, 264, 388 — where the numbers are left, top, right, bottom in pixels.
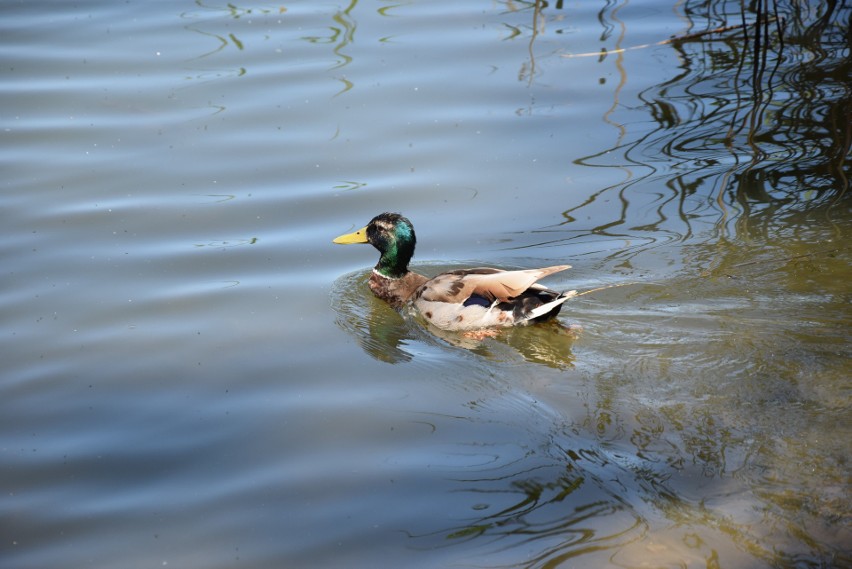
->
418, 265, 571, 304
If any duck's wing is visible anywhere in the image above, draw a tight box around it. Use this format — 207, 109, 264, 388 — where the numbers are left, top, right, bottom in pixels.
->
417, 265, 571, 304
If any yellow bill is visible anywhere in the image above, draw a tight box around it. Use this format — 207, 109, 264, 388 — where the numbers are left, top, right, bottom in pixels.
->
333, 226, 369, 244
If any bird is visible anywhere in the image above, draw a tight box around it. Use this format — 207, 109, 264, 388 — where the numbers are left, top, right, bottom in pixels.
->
333, 212, 576, 332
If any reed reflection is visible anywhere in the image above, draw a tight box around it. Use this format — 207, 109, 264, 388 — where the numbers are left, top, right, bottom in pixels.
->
402, 433, 652, 565
183, 0, 267, 60
184, 0, 362, 94
439, 472, 647, 567
400, 419, 746, 568
564, 0, 849, 254
301, 0, 357, 71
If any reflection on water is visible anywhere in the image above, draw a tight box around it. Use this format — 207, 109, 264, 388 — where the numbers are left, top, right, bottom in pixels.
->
331, 270, 416, 364
413, 444, 650, 567
301, 0, 358, 94
550, 0, 850, 258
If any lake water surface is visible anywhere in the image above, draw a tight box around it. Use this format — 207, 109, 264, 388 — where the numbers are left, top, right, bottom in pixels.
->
2, 1, 850, 568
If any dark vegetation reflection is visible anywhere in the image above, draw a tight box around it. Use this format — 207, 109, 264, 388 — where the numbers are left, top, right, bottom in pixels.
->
561, 0, 850, 255
408, 440, 651, 567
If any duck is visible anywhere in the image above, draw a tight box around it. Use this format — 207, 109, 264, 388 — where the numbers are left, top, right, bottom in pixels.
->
333, 212, 576, 332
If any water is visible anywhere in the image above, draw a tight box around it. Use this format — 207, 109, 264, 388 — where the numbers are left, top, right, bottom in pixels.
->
2, 1, 849, 568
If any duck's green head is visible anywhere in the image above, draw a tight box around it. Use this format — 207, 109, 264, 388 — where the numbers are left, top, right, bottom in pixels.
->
333, 212, 416, 278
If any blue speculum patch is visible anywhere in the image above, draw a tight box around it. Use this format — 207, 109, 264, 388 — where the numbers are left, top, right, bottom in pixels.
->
463, 294, 491, 308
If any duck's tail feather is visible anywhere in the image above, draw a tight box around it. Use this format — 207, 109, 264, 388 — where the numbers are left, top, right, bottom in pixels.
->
525, 290, 577, 322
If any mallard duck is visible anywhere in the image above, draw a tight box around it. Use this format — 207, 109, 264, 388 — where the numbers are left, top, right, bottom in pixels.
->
333, 212, 576, 331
